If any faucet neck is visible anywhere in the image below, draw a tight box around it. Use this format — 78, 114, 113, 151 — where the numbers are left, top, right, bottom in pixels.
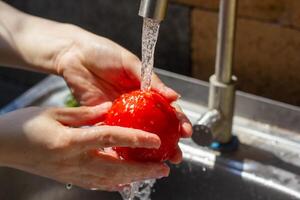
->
215, 0, 238, 84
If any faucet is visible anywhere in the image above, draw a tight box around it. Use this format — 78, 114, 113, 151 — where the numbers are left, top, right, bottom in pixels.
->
196, 0, 238, 150
139, 0, 239, 150
139, 0, 168, 22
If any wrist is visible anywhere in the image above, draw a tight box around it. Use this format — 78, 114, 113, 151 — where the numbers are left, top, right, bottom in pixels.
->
0, 2, 79, 75
15, 18, 78, 75
0, 111, 34, 169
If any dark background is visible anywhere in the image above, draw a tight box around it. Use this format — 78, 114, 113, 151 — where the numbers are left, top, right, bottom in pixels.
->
0, 0, 190, 107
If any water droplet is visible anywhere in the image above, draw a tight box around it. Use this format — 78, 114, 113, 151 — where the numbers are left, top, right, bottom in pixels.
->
119, 179, 156, 200
279, 152, 286, 157
202, 166, 207, 172
66, 183, 72, 190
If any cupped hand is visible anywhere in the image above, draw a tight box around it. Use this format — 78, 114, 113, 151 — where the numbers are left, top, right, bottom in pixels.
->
54, 26, 192, 163
55, 27, 178, 106
0, 104, 169, 191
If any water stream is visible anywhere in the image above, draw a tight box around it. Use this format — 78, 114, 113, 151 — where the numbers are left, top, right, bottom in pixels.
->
119, 17, 161, 200
140, 17, 160, 91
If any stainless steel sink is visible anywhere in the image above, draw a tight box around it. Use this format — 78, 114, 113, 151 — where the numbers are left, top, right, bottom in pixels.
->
1, 69, 300, 200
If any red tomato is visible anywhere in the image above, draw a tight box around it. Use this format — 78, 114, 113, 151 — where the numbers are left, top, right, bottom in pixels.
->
104, 90, 180, 162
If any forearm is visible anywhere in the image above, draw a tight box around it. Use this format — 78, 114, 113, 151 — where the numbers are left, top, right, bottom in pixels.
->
0, 1, 75, 74
0, 114, 14, 167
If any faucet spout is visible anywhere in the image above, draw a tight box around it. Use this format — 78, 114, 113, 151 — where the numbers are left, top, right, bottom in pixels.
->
139, 0, 169, 21
196, 109, 221, 130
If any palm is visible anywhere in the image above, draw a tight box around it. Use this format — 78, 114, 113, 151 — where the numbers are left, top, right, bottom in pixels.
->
58, 37, 141, 106
56, 33, 192, 163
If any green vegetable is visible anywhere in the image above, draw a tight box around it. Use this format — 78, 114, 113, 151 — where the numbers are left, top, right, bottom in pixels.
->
65, 94, 79, 107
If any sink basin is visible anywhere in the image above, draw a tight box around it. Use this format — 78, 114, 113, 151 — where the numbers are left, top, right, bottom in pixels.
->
0, 153, 294, 200
1, 69, 300, 200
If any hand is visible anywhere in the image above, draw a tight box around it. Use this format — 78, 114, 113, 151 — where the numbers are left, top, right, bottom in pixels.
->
0, 104, 169, 191
54, 26, 193, 163
55, 26, 179, 106
0, 1, 192, 164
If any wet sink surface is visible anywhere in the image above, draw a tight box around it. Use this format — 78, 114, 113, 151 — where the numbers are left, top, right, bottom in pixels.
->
1, 71, 300, 200
0, 157, 296, 200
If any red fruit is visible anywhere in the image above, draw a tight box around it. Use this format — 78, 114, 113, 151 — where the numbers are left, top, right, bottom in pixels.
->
104, 90, 180, 162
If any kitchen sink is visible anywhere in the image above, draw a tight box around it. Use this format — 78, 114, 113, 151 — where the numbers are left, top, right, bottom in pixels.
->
1, 69, 299, 200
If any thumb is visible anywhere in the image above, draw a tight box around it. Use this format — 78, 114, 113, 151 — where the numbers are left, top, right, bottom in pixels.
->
68, 125, 161, 152
124, 53, 179, 102
51, 102, 112, 127
151, 73, 180, 102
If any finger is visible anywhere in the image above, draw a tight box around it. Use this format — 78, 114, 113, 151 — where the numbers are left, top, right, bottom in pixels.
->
51, 102, 112, 127
62, 64, 111, 106
151, 74, 180, 102
119, 52, 142, 90
69, 125, 161, 151
169, 145, 183, 164
124, 55, 179, 101
172, 103, 193, 138
93, 151, 170, 182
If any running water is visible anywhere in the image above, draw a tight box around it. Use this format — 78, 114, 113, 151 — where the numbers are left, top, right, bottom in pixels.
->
119, 17, 161, 200
141, 17, 160, 91
119, 179, 156, 200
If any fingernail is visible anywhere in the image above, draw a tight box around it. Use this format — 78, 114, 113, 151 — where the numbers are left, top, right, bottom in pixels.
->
96, 102, 112, 110
144, 134, 161, 149
152, 137, 161, 149
182, 122, 193, 136
183, 121, 192, 131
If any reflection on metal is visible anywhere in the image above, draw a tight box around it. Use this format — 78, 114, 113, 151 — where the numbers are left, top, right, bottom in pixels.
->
195, 109, 221, 132
179, 143, 217, 168
241, 159, 300, 199
180, 141, 300, 199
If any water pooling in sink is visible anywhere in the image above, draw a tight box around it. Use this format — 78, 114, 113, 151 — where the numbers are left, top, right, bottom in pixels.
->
119, 17, 160, 200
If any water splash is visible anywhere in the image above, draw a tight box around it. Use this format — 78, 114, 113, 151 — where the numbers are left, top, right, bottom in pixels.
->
119, 179, 156, 200
141, 18, 160, 91
66, 183, 72, 190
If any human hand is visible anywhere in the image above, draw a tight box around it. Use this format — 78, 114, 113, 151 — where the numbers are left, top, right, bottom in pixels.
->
0, 2, 192, 164
0, 104, 169, 191
54, 26, 178, 106
54, 26, 193, 163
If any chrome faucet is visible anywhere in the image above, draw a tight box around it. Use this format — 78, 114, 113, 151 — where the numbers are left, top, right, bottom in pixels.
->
196, 0, 238, 147
138, 0, 168, 21
139, 0, 239, 149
